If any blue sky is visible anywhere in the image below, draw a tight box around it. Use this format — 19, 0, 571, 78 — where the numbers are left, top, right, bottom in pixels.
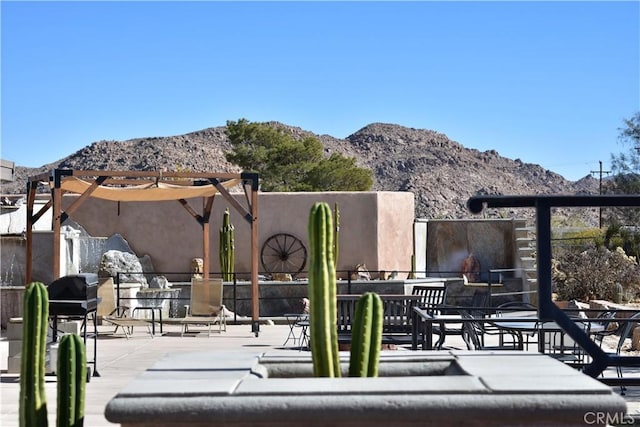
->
1, 1, 639, 181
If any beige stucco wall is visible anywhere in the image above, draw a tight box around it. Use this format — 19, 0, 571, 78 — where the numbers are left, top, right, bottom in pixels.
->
376, 191, 416, 275
58, 191, 414, 281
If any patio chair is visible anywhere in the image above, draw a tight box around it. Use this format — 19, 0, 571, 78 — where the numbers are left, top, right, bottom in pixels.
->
493, 301, 538, 350
181, 278, 227, 336
608, 311, 640, 395
545, 306, 601, 368
460, 310, 522, 351
411, 284, 447, 315
590, 310, 620, 347
433, 289, 489, 349
99, 277, 153, 339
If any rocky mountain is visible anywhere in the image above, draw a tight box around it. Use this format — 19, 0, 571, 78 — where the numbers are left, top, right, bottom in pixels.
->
1, 122, 600, 223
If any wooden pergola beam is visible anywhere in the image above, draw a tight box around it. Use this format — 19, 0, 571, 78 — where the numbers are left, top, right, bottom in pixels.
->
25, 169, 261, 334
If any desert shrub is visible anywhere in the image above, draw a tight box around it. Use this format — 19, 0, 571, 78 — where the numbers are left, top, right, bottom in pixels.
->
604, 222, 640, 260
552, 246, 640, 302
556, 228, 604, 249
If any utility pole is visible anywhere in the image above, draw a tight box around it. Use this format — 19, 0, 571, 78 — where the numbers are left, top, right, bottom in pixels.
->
590, 160, 611, 228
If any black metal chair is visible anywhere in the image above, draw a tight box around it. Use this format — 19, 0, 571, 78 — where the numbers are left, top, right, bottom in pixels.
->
590, 310, 620, 347
411, 284, 447, 315
493, 301, 538, 350
460, 310, 522, 351
608, 311, 640, 395
433, 289, 490, 349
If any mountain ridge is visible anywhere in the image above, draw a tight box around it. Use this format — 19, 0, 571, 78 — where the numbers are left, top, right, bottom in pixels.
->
1, 122, 599, 223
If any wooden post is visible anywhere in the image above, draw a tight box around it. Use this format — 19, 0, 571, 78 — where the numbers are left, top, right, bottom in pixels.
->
250, 179, 260, 336
52, 179, 62, 280
25, 181, 36, 285
203, 198, 210, 280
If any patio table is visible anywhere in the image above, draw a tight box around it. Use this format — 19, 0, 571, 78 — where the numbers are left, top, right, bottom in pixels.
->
413, 307, 606, 353
491, 316, 604, 354
283, 313, 309, 348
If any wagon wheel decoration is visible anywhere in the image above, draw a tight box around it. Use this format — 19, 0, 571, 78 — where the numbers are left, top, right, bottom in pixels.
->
260, 233, 307, 278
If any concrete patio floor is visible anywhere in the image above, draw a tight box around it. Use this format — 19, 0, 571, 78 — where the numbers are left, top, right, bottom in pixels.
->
1, 322, 639, 426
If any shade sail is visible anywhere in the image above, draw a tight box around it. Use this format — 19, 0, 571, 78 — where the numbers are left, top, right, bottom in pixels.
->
58, 176, 243, 202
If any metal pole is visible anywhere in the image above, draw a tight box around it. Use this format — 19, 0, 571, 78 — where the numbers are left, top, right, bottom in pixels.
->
590, 161, 611, 228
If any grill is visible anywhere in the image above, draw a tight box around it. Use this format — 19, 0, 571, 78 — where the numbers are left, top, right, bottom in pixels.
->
48, 273, 99, 315
47, 273, 100, 379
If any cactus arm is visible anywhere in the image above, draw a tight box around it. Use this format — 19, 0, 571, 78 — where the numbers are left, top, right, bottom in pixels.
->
368, 294, 383, 376
348, 292, 383, 377
308, 202, 341, 377
229, 222, 234, 281
19, 281, 49, 427
57, 334, 86, 427
348, 294, 372, 377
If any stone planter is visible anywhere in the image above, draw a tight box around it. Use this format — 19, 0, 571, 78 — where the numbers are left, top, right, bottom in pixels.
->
105, 350, 626, 427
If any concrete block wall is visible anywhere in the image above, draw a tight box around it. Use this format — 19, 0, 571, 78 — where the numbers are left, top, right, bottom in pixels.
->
6, 317, 22, 373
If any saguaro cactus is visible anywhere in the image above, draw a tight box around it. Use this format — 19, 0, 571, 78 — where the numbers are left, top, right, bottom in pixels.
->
333, 202, 340, 272
219, 208, 235, 282
56, 334, 86, 427
348, 292, 383, 377
19, 281, 49, 427
308, 202, 341, 377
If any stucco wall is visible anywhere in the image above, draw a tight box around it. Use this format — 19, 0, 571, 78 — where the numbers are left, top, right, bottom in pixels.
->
51, 191, 415, 281
0, 199, 52, 234
377, 192, 415, 275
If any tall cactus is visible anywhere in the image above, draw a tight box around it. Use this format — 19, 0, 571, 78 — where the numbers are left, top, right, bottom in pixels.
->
19, 281, 49, 427
56, 334, 86, 427
349, 292, 383, 377
219, 208, 235, 282
333, 202, 340, 273
308, 202, 341, 377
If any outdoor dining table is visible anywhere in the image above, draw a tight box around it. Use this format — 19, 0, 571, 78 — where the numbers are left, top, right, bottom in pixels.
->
410, 306, 528, 351
411, 310, 476, 350
490, 312, 605, 353
412, 307, 605, 353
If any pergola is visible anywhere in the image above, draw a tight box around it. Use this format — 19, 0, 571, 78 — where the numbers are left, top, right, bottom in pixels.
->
25, 169, 262, 335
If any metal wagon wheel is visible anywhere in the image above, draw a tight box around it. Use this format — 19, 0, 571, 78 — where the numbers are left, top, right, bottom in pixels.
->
261, 233, 307, 277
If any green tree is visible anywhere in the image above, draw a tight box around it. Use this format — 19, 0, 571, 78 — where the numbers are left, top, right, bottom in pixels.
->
225, 119, 373, 192
605, 112, 640, 226
306, 153, 373, 191
611, 112, 640, 182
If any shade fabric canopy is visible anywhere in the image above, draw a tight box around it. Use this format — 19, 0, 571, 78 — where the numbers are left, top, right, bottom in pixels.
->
58, 176, 243, 202
26, 169, 262, 336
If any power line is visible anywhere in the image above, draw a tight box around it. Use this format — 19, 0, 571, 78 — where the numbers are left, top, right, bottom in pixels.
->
590, 160, 611, 228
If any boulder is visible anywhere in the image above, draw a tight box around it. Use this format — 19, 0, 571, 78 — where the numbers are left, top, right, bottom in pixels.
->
99, 250, 147, 285
104, 234, 135, 254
